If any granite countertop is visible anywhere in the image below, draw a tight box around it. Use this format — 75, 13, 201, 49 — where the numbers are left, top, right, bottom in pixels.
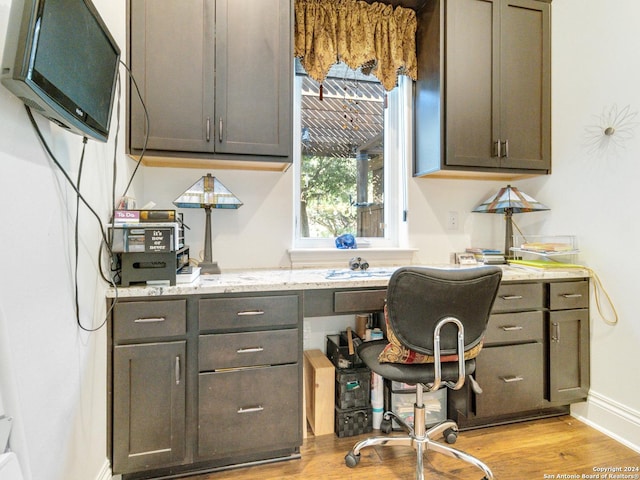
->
106, 264, 591, 298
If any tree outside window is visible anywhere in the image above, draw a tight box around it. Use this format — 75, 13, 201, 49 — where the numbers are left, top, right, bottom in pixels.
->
298, 62, 385, 240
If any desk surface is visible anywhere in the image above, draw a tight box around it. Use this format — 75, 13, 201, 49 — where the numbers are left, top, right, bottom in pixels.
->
106, 264, 590, 298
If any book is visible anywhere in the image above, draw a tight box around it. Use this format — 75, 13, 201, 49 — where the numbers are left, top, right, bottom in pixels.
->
177, 266, 201, 284
114, 209, 176, 223
508, 259, 583, 269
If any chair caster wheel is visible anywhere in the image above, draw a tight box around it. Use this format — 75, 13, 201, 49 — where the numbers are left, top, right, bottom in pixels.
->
380, 417, 393, 434
345, 451, 360, 468
443, 427, 458, 444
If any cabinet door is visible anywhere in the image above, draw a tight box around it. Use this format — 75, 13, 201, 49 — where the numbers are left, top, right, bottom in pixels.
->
215, 0, 292, 156
548, 309, 590, 403
439, 0, 550, 172
499, 0, 551, 170
129, 0, 215, 153
198, 364, 300, 459
445, 0, 499, 169
112, 341, 186, 474
474, 342, 544, 417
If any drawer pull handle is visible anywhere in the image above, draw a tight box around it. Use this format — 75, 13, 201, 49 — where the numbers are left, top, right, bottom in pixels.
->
134, 317, 166, 323
237, 347, 264, 354
500, 375, 524, 383
561, 293, 583, 298
175, 356, 181, 385
501, 326, 523, 332
237, 310, 265, 317
552, 322, 560, 342
501, 295, 523, 301
238, 406, 264, 414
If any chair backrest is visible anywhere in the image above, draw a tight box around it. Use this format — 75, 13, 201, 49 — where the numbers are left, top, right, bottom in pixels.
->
385, 266, 502, 356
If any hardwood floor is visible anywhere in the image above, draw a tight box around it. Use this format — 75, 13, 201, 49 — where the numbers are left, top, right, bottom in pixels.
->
189, 416, 639, 479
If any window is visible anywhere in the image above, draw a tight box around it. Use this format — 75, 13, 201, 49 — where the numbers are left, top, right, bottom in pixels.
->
293, 62, 410, 250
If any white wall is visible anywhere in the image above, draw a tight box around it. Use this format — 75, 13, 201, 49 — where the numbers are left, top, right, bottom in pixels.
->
0, 0, 638, 479
0, 1, 135, 479
522, 0, 640, 450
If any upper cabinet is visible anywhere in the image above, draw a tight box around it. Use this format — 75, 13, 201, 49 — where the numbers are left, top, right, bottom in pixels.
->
127, 0, 292, 171
414, 0, 551, 179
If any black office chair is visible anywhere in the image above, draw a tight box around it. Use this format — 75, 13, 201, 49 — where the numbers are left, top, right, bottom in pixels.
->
345, 265, 502, 480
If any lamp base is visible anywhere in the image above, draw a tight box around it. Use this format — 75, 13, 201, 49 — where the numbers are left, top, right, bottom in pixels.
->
198, 260, 221, 275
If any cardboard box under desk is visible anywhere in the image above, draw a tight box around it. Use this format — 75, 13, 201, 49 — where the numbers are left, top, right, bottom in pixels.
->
303, 349, 335, 436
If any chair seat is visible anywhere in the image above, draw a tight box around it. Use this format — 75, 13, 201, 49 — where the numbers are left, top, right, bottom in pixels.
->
357, 339, 476, 386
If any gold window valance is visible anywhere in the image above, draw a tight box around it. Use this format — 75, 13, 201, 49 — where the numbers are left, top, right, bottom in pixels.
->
294, 0, 418, 91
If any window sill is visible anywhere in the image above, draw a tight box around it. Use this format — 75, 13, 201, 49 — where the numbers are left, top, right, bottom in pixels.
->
288, 247, 417, 269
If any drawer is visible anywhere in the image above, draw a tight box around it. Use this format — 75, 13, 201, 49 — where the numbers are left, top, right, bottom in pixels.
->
334, 289, 387, 313
548, 280, 589, 310
484, 311, 544, 345
492, 283, 543, 312
199, 329, 298, 371
475, 343, 544, 417
113, 299, 186, 342
198, 364, 300, 458
199, 295, 299, 332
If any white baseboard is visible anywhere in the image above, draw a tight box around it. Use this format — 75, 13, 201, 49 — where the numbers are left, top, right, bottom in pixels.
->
571, 390, 640, 453
94, 460, 115, 480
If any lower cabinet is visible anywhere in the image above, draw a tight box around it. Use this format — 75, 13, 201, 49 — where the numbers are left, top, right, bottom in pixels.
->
112, 342, 187, 474
548, 282, 591, 403
449, 278, 590, 428
198, 364, 300, 458
108, 292, 302, 479
474, 342, 544, 417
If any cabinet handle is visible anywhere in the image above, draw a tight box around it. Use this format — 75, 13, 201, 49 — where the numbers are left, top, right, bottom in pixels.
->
206, 116, 211, 142
175, 356, 181, 385
501, 325, 524, 331
551, 322, 560, 343
218, 117, 223, 142
501, 139, 509, 158
561, 293, 583, 298
133, 317, 166, 323
501, 295, 523, 301
500, 375, 524, 383
237, 310, 265, 317
494, 139, 501, 158
237, 347, 264, 354
237, 406, 264, 414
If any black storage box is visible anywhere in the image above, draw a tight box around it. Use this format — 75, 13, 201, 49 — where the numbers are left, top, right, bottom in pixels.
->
336, 367, 371, 409
326, 332, 364, 369
335, 406, 373, 438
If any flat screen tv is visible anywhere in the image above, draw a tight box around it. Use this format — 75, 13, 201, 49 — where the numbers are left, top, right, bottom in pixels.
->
1, 0, 120, 142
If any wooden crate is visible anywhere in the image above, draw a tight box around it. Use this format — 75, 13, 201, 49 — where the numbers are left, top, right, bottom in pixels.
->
303, 349, 335, 436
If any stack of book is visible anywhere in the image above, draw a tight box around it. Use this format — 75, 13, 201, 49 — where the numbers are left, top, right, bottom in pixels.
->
177, 266, 201, 284
465, 248, 507, 265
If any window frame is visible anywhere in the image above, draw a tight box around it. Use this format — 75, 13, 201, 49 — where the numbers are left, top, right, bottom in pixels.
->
292, 74, 411, 251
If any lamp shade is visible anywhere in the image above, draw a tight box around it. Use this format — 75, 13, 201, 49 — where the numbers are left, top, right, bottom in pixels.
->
472, 185, 549, 214
173, 174, 243, 209
472, 185, 549, 259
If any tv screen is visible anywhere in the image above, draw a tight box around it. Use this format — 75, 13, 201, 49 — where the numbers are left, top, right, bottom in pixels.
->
1, 0, 120, 142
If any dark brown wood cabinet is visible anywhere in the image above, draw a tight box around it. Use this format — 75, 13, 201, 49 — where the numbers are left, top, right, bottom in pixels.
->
127, 0, 292, 170
547, 280, 590, 403
414, 0, 551, 178
108, 292, 302, 479
110, 299, 188, 474
449, 278, 590, 428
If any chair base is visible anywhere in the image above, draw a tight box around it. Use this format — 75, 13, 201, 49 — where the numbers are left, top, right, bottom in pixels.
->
345, 412, 494, 480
